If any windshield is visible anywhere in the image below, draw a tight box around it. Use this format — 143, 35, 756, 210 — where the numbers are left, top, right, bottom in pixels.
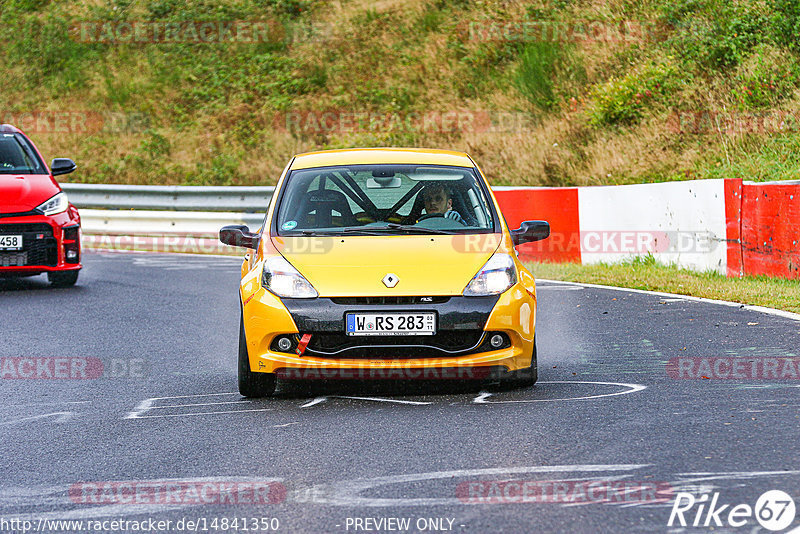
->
0, 134, 47, 175
275, 164, 497, 236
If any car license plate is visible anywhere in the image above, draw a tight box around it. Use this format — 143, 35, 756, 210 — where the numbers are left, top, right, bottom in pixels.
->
346, 312, 436, 336
0, 235, 22, 250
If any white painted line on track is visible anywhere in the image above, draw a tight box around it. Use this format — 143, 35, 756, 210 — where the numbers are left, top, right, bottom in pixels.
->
300, 396, 432, 407
129, 382, 642, 418
131, 408, 273, 419
1, 401, 90, 409
151, 400, 254, 409
537, 279, 800, 322
300, 397, 327, 408
144, 392, 240, 400
473, 381, 647, 404
671, 470, 800, 488
335, 396, 432, 405
1, 412, 73, 425
125, 392, 240, 419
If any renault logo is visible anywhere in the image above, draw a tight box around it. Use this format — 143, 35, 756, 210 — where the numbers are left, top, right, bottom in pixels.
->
382, 273, 399, 288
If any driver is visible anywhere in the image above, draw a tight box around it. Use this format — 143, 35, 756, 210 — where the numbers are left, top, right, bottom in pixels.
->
420, 184, 464, 224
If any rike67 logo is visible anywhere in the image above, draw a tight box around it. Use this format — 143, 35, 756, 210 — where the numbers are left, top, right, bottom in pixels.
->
668, 490, 796, 531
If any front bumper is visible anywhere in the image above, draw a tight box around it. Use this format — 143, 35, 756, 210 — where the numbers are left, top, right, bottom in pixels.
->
242, 283, 537, 376
0, 210, 81, 276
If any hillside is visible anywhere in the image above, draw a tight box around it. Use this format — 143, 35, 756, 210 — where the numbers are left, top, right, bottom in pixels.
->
2, 0, 799, 186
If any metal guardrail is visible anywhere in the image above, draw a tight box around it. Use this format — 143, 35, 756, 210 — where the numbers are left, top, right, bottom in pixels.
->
62, 183, 274, 212
80, 209, 265, 237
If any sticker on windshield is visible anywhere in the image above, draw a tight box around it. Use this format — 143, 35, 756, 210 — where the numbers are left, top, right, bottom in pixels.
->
282, 220, 298, 231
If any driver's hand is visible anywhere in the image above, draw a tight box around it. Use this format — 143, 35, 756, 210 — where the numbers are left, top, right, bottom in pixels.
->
444, 210, 465, 225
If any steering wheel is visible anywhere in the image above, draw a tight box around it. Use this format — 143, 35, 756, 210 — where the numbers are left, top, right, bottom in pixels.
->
417, 213, 445, 222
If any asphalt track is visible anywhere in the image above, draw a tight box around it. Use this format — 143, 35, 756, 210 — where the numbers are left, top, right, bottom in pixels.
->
1, 252, 799, 534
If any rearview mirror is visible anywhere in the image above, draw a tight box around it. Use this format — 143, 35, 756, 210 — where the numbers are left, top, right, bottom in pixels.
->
51, 158, 76, 176
220, 225, 260, 249
367, 177, 402, 188
511, 220, 550, 246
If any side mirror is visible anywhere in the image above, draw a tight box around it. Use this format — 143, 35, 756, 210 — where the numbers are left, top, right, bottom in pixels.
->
51, 158, 76, 176
220, 225, 260, 250
511, 220, 550, 246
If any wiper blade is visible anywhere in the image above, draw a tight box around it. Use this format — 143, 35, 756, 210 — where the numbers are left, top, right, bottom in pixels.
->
340, 226, 393, 235
385, 223, 454, 235
340, 225, 454, 235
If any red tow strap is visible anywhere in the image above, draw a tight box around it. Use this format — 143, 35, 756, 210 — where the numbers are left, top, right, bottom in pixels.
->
296, 334, 312, 355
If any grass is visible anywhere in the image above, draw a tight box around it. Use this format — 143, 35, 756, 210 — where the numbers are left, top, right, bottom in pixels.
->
526, 260, 800, 314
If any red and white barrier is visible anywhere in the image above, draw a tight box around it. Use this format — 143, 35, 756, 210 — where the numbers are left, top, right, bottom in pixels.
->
578, 180, 727, 272
499, 179, 799, 279
79, 180, 800, 279
739, 181, 800, 279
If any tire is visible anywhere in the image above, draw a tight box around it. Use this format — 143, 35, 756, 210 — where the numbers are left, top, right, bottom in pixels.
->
48, 270, 79, 288
238, 312, 276, 397
498, 336, 538, 389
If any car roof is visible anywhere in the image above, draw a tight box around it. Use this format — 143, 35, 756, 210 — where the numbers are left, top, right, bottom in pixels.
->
0, 124, 23, 134
290, 148, 475, 170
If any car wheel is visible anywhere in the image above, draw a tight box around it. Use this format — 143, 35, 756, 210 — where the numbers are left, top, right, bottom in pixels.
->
238, 312, 276, 398
48, 270, 79, 288
498, 336, 538, 389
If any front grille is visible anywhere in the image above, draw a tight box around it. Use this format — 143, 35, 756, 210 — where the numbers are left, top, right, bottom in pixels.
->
0, 223, 53, 234
0, 210, 42, 219
330, 296, 451, 305
304, 330, 486, 358
0, 252, 27, 267
0, 223, 57, 267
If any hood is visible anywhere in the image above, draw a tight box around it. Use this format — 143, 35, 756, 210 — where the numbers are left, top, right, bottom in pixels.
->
273, 234, 503, 297
0, 174, 60, 213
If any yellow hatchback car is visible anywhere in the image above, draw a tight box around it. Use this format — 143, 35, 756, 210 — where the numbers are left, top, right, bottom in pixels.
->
220, 148, 550, 397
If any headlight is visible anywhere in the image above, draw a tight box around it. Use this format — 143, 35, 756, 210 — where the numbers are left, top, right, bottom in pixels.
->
262, 256, 318, 299
36, 192, 69, 216
463, 253, 517, 296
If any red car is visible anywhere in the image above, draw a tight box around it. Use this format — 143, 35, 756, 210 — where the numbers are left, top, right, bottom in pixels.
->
0, 124, 81, 287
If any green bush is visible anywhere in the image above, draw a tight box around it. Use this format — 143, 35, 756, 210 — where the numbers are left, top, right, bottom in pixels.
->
659, 0, 768, 70
587, 62, 676, 126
